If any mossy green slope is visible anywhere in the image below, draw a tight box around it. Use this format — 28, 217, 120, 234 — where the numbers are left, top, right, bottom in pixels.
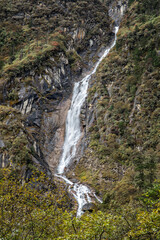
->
0, 0, 112, 77
75, 0, 160, 207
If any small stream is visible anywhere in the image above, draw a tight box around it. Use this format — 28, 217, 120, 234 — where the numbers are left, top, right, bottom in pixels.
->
56, 26, 119, 216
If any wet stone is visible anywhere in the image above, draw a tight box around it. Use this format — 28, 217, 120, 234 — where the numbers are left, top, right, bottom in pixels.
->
82, 203, 97, 212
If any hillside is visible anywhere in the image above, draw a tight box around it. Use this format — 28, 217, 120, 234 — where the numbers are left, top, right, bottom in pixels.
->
0, 0, 113, 174
0, 0, 160, 239
74, 0, 160, 207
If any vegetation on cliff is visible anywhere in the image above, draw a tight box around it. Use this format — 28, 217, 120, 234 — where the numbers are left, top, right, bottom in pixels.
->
0, 0, 160, 239
74, 0, 160, 228
0, 0, 112, 77
0, 0, 113, 173
1, 167, 160, 239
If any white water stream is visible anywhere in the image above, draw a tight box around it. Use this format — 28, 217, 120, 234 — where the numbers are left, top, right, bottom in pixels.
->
56, 26, 119, 216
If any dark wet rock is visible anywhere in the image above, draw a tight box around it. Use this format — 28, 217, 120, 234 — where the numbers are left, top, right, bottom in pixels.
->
82, 203, 97, 212
26, 110, 42, 127
71, 179, 79, 183
46, 92, 63, 100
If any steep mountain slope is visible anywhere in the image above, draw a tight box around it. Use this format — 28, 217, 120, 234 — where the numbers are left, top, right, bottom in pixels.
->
73, 0, 160, 207
0, 0, 114, 175
0, 0, 160, 239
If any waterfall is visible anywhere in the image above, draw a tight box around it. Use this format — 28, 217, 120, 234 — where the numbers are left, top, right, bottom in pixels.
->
56, 26, 119, 216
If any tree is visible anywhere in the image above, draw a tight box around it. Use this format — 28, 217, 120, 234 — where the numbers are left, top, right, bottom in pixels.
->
0, 168, 73, 239
129, 182, 160, 239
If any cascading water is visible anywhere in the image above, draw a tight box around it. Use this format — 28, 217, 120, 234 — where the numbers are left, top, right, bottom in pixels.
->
56, 26, 119, 216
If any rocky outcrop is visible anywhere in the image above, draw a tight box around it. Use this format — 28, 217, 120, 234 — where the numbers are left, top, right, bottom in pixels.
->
82, 203, 97, 213
41, 98, 71, 172
108, 0, 128, 25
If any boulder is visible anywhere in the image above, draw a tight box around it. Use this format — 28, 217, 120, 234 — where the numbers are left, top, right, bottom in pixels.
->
82, 203, 97, 213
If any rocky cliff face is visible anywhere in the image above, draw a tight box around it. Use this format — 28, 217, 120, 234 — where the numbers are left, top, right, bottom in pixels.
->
0, 0, 114, 176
